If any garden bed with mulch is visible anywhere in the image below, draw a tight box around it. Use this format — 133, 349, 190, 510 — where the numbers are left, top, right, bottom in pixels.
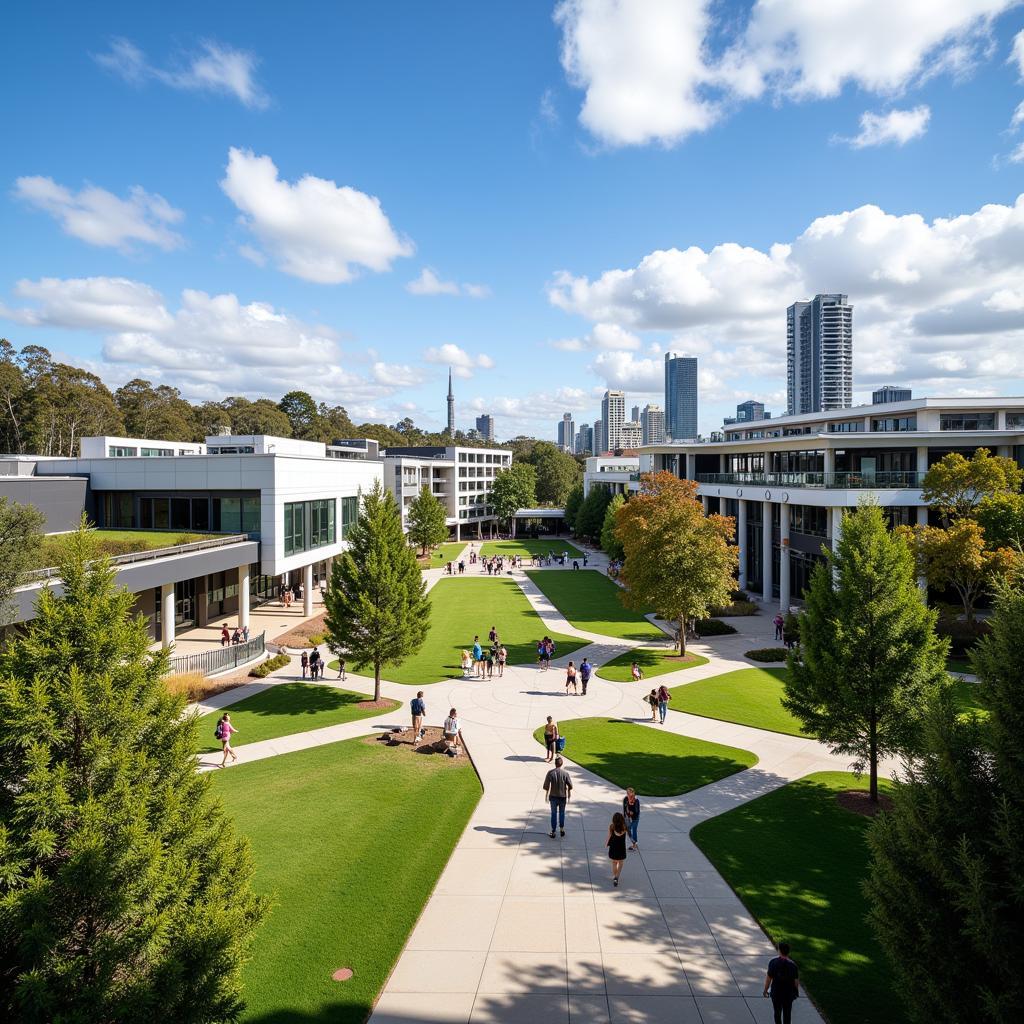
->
368, 726, 466, 764
837, 789, 894, 817
273, 612, 328, 649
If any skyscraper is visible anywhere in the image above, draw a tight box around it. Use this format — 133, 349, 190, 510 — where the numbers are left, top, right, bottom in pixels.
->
664, 353, 698, 440
631, 405, 640, 423
620, 421, 642, 448
736, 400, 766, 422
557, 412, 575, 451
786, 294, 853, 415
593, 418, 604, 454
641, 404, 665, 445
575, 423, 593, 455
601, 390, 626, 450
475, 413, 495, 441
446, 367, 455, 435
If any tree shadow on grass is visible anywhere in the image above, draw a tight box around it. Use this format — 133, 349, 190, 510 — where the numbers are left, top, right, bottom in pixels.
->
578, 747, 754, 797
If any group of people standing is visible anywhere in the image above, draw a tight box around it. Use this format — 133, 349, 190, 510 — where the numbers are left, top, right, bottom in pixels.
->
300, 646, 323, 679
461, 627, 507, 678
219, 623, 250, 646
563, 656, 592, 695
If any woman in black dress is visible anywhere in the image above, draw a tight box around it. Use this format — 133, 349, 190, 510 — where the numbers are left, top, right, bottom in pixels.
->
607, 811, 628, 887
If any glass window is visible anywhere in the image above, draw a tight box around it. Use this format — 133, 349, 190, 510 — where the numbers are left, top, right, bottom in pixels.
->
828, 420, 864, 432
218, 497, 241, 533
1006, 413, 1024, 429
284, 502, 306, 556
310, 499, 336, 548
242, 497, 261, 534
191, 498, 210, 532
107, 446, 138, 457
171, 497, 190, 530
871, 416, 918, 432
153, 497, 169, 530
939, 413, 996, 431
340, 496, 359, 539
140, 447, 173, 457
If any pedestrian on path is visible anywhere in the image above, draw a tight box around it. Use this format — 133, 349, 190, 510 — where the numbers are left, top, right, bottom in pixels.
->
773, 612, 784, 641
488, 625, 498, 644
443, 708, 462, 752
301, 650, 309, 678
543, 756, 573, 837
623, 787, 641, 850
647, 689, 659, 722
579, 657, 592, 695
216, 713, 238, 767
220, 624, 230, 647
631, 661, 644, 682
543, 716, 559, 762
764, 942, 800, 1024
656, 684, 670, 724
337, 657, 346, 680
607, 811, 628, 886
411, 691, 426, 746
497, 644, 507, 677
472, 636, 483, 677
310, 647, 321, 680
565, 660, 578, 695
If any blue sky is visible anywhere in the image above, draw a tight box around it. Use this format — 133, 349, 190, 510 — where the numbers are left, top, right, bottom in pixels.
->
3, 1, 1024, 440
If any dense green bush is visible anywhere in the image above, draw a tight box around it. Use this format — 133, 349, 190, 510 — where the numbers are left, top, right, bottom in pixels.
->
744, 647, 788, 662
249, 653, 291, 678
695, 618, 738, 636
935, 613, 990, 655
709, 599, 758, 617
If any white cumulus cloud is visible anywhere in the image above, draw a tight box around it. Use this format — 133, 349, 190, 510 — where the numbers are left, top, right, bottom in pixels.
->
13, 175, 184, 251
221, 148, 413, 284
423, 343, 495, 378
406, 267, 491, 298
836, 106, 932, 148
551, 322, 642, 352
1012, 28, 1024, 76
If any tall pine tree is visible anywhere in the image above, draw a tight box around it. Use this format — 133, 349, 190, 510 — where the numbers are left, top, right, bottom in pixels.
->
324, 481, 430, 701
406, 485, 449, 555
0, 527, 265, 1023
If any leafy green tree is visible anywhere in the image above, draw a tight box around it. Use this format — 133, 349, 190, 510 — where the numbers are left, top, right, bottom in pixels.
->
575, 485, 613, 543
0, 497, 44, 625
407, 485, 449, 554
115, 379, 199, 441
921, 447, 1023, 526
975, 492, 1024, 549
600, 493, 626, 560
0, 338, 27, 454
356, 422, 405, 448
278, 390, 320, 439
528, 442, 582, 505
563, 482, 584, 532
323, 482, 430, 701
316, 402, 355, 442
785, 503, 948, 802
865, 581, 1024, 1022
616, 472, 736, 655
0, 527, 266, 1022
489, 464, 537, 537
221, 397, 292, 437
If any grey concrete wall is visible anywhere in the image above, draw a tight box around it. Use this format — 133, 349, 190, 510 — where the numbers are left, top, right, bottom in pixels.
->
0, 476, 88, 533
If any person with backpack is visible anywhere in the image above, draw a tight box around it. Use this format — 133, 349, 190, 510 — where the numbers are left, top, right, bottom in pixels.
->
763, 942, 800, 1024
300, 650, 309, 678
656, 684, 670, 724
411, 691, 426, 746
542, 716, 559, 763
497, 644, 507, 677
623, 787, 641, 850
647, 689, 659, 722
579, 657, 592, 695
542, 755, 573, 837
309, 646, 321, 680
216, 713, 238, 767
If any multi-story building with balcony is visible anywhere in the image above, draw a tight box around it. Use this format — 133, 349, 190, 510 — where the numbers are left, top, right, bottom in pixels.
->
639, 396, 1024, 613
582, 455, 641, 497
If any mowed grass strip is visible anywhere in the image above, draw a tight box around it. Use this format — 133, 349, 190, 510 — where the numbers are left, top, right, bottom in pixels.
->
196, 682, 397, 752
533, 717, 756, 796
526, 569, 664, 641
596, 646, 708, 682
692, 771, 906, 1024
669, 667, 808, 737
334, 577, 586, 685
479, 538, 583, 559
420, 541, 468, 566
213, 737, 481, 1023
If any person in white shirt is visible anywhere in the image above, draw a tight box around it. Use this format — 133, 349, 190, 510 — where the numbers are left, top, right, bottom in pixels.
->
443, 708, 462, 750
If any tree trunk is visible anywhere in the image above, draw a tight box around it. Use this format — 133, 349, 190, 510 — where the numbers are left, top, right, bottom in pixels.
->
869, 711, 878, 803
678, 616, 687, 656
374, 661, 382, 703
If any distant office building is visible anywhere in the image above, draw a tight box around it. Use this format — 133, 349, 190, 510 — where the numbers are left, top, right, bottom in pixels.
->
724, 401, 771, 426
631, 405, 640, 423
475, 414, 495, 441
620, 421, 642, 448
664, 353, 698, 440
872, 385, 912, 405
601, 390, 626, 450
557, 412, 575, 451
641, 404, 665, 445
575, 423, 593, 455
787, 294, 853, 415
593, 418, 605, 455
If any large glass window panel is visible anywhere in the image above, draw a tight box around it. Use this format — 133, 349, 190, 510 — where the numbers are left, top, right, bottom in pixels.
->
171, 497, 190, 530
153, 498, 170, 530
242, 497, 261, 534
191, 498, 210, 532
220, 497, 241, 533
139, 497, 153, 529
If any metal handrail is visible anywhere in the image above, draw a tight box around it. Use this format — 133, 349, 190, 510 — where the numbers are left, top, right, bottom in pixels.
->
695, 471, 923, 489
166, 630, 266, 677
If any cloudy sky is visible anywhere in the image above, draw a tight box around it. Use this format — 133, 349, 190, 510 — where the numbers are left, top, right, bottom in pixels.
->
3, 1, 1024, 439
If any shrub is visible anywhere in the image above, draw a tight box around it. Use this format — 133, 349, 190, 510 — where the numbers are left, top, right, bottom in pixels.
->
730, 589, 750, 602
305, 631, 326, 646
783, 611, 801, 645
249, 653, 291, 678
745, 647, 788, 662
696, 618, 738, 636
709, 599, 758, 617
935, 613, 990, 655
163, 671, 240, 702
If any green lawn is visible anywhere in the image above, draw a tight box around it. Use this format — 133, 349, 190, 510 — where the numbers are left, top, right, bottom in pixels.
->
669, 667, 808, 737
596, 646, 708, 682
212, 737, 481, 1023
692, 772, 906, 1024
478, 538, 583, 559
533, 717, 756, 796
526, 569, 664, 641
332, 577, 587, 685
419, 541, 468, 565
35, 528, 211, 570
952, 677, 987, 719
196, 683, 397, 753
946, 655, 974, 675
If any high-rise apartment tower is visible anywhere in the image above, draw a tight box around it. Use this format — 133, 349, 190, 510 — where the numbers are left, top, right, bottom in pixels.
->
475, 414, 495, 441
641, 404, 665, 445
786, 294, 853, 415
557, 412, 575, 451
664, 354, 698, 440
600, 391, 626, 451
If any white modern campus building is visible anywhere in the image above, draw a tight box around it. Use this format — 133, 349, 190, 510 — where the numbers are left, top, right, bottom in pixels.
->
634, 396, 1024, 613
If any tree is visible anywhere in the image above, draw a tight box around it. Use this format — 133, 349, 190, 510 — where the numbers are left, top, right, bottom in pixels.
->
278, 390, 320, 439
323, 482, 430, 701
115, 379, 199, 441
575, 485, 613, 543
489, 464, 537, 537
0, 497, 44, 625
864, 581, 1024, 1021
616, 472, 736, 655
407, 485, 449, 554
921, 447, 1023, 526
784, 503, 948, 802
316, 402, 355, 443
221, 396, 292, 437
975, 492, 1024, 550
528, 442, 581, 505
0, 527, 266, 1021
600, 493, 626, 560
563, 482, 584, 532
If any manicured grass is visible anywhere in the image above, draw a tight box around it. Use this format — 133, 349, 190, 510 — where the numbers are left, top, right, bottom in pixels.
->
35, 529, 210, 570
420, 541, 468, 565
479, 538, 583, 559
532, 717, 756, 796
946, 655, 974, 675
692, 772, 906, 1024
952, 677, 987, 719
333, 577, 587, 685
196, 683, 396, 753
213, 737, 481, 1023
669, 667, 809, 737
526, 569, 664, 641
596, 646, 708, 682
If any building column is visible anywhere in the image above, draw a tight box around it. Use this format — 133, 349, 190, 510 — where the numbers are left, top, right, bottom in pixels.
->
701, 495, 710, 514
160, 582, 175, 649
303, 563, 313, 617
779, 502, 791, 612
831, 507, 844, 554
916, 504, 929, 594
737, 499, 748, 590
823, 447, 835, 484
762, 500, 773, 603
915, 446, 928, 483
238, 565, 250, 630
719, 453, 727, 473
455, 521, 461, 541
685, 453, 696, 480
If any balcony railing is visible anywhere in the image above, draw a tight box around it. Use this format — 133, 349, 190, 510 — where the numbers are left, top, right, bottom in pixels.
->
696, 471, 923, 490
167, 631, 266, 677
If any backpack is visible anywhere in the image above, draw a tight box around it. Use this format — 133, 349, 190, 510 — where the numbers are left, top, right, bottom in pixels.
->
214, 721, 224, 741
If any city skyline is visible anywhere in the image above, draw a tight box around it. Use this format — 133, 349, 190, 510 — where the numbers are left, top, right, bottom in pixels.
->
3, 5, 1024, 440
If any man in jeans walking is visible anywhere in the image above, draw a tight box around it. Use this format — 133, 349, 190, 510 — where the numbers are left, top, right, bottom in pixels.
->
763, 941, 800, 1024
543, 756, 573, 838
579, 657, 592, 695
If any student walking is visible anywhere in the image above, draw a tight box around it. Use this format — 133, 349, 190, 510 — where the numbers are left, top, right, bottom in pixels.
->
543, 756, 573, 837
579, 657, 592, 695
310, 647, 321, 680
497, 644, 507, 677
472, 637, 483, 677
607, 812, 628, 886
337, 657, 346, 680
656, 684, 670, 724
647, 689, 659, 721
216, 713, 238, 767
623, 787, 641, 850
763, 942, 800, 1024
411, 690, 426, 746
565, 660, 578, 695
300, 650, 309, 678
543, 716, 559, 762
773, 613, 784, 641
